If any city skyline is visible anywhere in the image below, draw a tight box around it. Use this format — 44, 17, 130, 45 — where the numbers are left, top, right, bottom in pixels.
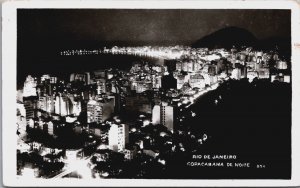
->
17, 44, 292, 179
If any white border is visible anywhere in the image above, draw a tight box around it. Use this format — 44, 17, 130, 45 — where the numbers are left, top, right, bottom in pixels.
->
2, 0, 300, 186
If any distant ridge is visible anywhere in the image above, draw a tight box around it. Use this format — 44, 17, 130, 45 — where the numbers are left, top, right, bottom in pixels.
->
192, 26, 257, 49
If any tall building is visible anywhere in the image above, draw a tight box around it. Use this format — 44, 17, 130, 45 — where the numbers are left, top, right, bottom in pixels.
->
55, 94, 70, 116
161, 102, 174, 131
23, 97, 37, 125
37, 95, 55, 113
23, 75, 37, 97
96, 78, 106, 94
87, 99, 102, 124
85, 72, 91, 85
176, 61, 183, 72
87, 97, 114, 124
46, 95, 55, 113
152, 104, 161, 125
152, 102, 175, 132
44, 121, 54, 135
70, 73, 75, 82
152, 75, 162, 89
71, 100, 82, 116
108, 124, 129, 152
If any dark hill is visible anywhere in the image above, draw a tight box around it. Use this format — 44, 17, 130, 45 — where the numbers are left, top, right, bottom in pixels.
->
192, 26, 257, 49
256, 36, 291, 60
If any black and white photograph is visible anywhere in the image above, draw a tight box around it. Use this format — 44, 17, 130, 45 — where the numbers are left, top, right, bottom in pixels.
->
2, 0, 300, 187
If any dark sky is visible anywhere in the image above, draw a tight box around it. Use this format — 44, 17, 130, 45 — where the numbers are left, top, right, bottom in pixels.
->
18, 9, 290, 46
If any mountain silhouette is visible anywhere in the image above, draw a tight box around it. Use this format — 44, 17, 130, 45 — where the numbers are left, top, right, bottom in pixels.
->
192, 26, 257, 49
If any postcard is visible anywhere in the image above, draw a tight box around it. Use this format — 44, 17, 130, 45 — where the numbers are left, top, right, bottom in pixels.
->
2, 0, 300, 187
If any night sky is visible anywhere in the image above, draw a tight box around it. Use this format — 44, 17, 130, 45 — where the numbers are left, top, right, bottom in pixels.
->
18, 9, 290, 45
17, 9, 290, 85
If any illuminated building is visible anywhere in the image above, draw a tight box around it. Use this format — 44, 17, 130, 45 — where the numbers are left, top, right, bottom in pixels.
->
176, 61, 183, 71
55, 94, 70, 116
71, 100, 81, 116
152, 66, 166, 73
87, 97, 114, 124
276, 61, 288, 70
152, 104, 161, 125
44, 121, 54, 135
231, 68, 241, 80
38, 96, 55, 113
203, 73, 211, 86
23, 97, 37, 125
17, 102, 27, 136
176, 74, 186, 90
189, 74, 205, 89
284, 75, 291, 83
124, 146, 138, 160
41, 74, 50, 82
108, 124, 129, 152
70, 72, 91, 85
247, 71, 259, 82
87, 99, 102, 124
152, 75, 162, 89
96, 78, 106, 94
239, 53, 246, 62
23, 75, 37, 97
131, 81, 152, 93
152, 102, 175, 132
49, 76, 57, 84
